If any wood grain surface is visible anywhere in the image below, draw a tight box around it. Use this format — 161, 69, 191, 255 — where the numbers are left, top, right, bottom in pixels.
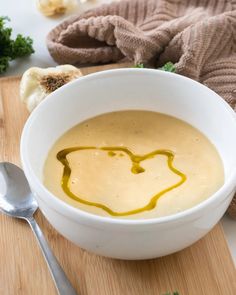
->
0, 65, 235, 295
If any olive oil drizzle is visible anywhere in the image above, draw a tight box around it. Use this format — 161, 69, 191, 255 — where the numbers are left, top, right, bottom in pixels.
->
57, 146, 186, 216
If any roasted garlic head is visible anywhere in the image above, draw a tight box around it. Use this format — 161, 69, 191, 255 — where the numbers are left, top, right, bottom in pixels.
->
20, 65, 82, 112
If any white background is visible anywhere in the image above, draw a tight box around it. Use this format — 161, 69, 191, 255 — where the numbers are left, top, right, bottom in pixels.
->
1, 0, 236, 264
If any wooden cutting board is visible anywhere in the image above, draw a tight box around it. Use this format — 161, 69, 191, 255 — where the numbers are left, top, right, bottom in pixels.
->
0, 64, 235, 295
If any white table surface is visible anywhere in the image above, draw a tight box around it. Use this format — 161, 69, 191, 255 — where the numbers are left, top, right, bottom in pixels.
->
2, 0, 236, 265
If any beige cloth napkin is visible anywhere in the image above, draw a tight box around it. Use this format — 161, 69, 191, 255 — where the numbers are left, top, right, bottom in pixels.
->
47, 0, 236, 218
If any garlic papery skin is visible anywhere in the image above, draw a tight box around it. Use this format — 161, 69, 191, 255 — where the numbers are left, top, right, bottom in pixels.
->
20, 65, 82, 112
36, 0, 78, 16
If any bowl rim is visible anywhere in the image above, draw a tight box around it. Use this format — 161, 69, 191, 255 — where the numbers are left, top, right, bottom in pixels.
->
20, 68, 236, 226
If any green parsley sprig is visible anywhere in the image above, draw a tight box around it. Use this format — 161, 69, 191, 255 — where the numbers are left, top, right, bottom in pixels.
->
160, 62, 176, 72
134, 62, 176, 73
134, 63, 145, 68
0, 16, 34, 74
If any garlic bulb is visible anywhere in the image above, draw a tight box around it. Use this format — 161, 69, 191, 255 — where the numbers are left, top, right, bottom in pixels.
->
36, 0, 78, 16
20, 65, 82, 112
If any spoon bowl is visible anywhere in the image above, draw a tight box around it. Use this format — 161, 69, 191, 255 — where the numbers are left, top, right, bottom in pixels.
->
0, 162, 37, 219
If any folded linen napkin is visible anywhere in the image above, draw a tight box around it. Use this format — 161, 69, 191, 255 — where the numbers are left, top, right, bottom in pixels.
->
47, 0, 236, 218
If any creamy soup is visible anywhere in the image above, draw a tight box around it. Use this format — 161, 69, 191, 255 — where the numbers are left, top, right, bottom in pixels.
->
44, 111, 224, 219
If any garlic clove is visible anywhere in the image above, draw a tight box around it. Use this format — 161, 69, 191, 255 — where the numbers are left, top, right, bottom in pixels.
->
36, 0, 78, 16
20, 65, 82, 112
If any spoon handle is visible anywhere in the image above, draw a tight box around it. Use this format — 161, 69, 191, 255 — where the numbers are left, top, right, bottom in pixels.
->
27, 216, 78, 295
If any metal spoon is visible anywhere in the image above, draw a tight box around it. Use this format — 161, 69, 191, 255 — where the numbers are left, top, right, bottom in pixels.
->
0, 162, 78, 295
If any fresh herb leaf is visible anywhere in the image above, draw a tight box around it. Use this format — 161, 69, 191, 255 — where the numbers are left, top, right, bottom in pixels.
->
133, 62, 176, 72
163, 292, 179, 295
11, 34, 34, 59
160, 62, 176, 73
0, 16, 34, 74
134, 63, 145, 68
0, 56, 10, 73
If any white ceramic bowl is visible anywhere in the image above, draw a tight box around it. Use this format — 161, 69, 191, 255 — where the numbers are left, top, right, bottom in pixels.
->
21, 69, 236, 260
